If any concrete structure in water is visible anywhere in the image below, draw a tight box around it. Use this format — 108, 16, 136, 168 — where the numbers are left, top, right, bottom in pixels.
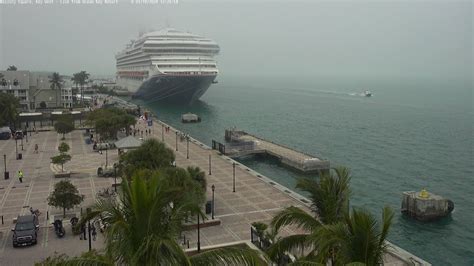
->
181, 113, 201, 123
222, 128, 330, 173
401, 189, 454, 221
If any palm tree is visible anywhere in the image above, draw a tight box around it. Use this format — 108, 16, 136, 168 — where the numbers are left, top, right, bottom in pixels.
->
267, 167, 352, 263
187, 166, 207, 191
298, 167, 351, 224
314, 206, 394, 265
71, 73, 81, 105
69, 173, 264, 265
78, 71, 90, 107
49, 72, 63, 108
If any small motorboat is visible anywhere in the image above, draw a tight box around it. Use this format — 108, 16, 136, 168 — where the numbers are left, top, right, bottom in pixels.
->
364, 90, 372, 97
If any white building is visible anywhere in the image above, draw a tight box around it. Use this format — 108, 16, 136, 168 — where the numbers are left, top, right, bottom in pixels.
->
0, 70, 63, 111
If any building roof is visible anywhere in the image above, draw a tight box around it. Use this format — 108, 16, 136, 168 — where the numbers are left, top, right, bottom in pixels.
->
115, 135, 142, 149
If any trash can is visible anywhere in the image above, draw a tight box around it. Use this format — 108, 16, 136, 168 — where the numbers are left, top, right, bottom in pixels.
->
4, 171, 9, 180
205, 201, 212, 214
17, 153, 22, 160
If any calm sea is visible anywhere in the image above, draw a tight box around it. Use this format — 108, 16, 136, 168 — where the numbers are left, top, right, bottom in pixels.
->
132, 74, 473, 265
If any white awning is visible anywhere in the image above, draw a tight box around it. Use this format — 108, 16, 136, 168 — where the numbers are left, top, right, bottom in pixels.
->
19, 112, 42, 117
115, 136, 142, 149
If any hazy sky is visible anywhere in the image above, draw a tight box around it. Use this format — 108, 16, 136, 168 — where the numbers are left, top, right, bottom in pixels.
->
0, 0, 472, 80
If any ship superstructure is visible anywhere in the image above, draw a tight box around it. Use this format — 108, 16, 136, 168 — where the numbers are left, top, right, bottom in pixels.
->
116, 28, 220, 104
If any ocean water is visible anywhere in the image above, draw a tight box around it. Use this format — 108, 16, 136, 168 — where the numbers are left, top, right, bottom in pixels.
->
132, 74, 473, 265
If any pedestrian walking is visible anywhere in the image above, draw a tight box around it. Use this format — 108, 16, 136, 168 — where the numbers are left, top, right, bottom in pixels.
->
18, 170, 24, 183
91, 223, 97, 241
80, 224, 87, 240
34, 143, 38, 153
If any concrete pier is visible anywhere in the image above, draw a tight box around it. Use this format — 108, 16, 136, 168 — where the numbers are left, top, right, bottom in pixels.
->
401, 190, 454, 221
223, 128, 330, 173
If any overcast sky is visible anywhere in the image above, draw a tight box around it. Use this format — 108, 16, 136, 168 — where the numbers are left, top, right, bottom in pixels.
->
0, 0, 471, 80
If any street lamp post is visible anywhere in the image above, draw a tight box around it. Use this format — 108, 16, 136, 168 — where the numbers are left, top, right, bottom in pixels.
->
25, 127, 28, 143
186, 136, 189, 159
15, 139, 18, 159
3, 154, 8, 180
21, 137, 24, 151
113, 163, 117, 192
208, 154, 212, 175
175, 131, 178, 151
161, 124, 164, 141
211, 184, 215, 219
197, 214, 201, 252
88, 220, 92, 251
233, 162, 236, 192
105, 146, 108, 168
86, 208, 92, 251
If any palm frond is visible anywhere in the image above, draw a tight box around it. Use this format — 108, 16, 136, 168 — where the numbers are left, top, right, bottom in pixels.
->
271, 206, 321, 233
289, 261, 325, 266
266, 234, 313, 262
190, 246, 266, 266
296, 167, 351, 224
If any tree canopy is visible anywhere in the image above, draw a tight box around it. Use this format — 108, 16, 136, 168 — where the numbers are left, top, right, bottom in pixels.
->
86, 107, 135, 140
265, 167, 394, 265
49, 72, 63, 107
40, 174, 264, 265
120, 138, 175, 177
0, 92, 20, 127
54, 115, 74, 139
7, 65, 17, 71
51, 154, 72, 172
47, 180, 84, 217
187, 166, 207, 191
58, 142, 70, 153
51, 142, 72, 172
72, 71, 90, 106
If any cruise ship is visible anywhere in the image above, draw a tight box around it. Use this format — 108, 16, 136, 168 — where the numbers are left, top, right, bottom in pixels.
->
116, 28, 220, 104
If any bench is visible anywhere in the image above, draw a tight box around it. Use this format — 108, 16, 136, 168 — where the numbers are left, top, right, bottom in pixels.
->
54, 172, 71, 178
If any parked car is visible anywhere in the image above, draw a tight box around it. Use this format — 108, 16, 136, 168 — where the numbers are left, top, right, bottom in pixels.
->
14, 131, 23, 140
93, 142, 115, 151
97, 165, 115, 177
0, 127, 11, 140
12, 215, 39, 247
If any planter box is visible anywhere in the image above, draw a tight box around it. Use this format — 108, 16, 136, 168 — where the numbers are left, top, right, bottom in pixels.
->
54, 172, 71, 178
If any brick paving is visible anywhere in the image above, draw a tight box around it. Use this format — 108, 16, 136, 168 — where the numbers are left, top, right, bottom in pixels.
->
0, 130, 114, 264
0, 118, 412, 265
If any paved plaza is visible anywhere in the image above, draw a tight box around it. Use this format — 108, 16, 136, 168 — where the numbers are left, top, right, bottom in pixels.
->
0, 130, 114, 264
0, 118, 408, 264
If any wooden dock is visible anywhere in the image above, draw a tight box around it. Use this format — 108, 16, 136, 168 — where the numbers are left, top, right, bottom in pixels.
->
222, 129, 330, 173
